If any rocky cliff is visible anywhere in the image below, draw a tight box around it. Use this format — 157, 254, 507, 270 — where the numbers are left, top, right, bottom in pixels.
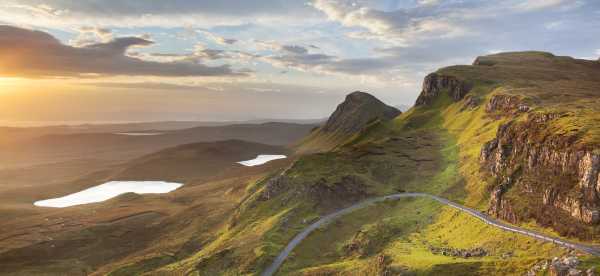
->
414, 51, 600, 238
481, 111, 600, 225
414, 73, 472, 106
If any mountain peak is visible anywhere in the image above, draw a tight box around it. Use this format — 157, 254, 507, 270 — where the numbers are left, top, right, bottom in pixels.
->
321, 91, 401, 134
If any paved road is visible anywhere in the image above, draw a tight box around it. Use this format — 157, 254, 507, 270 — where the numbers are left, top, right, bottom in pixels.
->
261, 192, 600, 276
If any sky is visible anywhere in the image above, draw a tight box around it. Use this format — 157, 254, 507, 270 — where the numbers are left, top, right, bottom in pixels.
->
0, 0, 599, 125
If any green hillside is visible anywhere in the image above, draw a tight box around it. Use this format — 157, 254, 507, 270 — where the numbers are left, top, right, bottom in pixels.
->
112, 52, 600, 275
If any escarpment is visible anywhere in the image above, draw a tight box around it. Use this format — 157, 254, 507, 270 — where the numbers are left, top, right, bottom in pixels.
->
415, 73, 472, 106
481, 112, 600, 227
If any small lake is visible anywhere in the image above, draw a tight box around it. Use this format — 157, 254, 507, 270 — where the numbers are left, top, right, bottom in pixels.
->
237, 155, 287, 166
34, 181, 183, 208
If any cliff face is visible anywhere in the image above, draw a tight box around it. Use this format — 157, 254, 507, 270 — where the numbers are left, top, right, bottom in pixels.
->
415, 73, 472, 106
481, 109, 600, 226
412, 51, 600, 238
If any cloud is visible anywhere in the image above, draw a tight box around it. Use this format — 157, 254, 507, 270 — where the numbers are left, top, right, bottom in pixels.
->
0, 25, 245, 78
514, 0, 569, 12
5, 3, 66, 17
83, 82, 203, 90
0, 1, 313, 28
311, 0, 468, 46
417, 0, 440, 6
281, 45, 309, 54
69, 27, 113, 47
3, 0, 307, 17
196, 30, 238, 45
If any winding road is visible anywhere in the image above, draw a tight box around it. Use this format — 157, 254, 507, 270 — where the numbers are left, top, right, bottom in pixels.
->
262, 192, 600, 276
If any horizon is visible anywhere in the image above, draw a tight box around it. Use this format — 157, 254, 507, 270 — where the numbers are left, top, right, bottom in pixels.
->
1, 0, 600, 123
2, 2, 600, 274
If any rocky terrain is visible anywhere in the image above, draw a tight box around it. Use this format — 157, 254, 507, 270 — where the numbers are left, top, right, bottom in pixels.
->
2, 51, 599, 275
151, 51, 600, 275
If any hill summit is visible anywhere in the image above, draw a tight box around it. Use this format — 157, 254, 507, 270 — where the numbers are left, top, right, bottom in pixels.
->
296, 91, 400, 153
322, 91, 401, 134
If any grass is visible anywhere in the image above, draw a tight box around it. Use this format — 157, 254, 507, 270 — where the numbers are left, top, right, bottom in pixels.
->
153, 52, 600, 275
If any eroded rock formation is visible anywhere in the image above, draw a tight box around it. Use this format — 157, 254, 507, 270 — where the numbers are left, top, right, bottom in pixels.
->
415, 73, 472, 106
481, 112, 600, 225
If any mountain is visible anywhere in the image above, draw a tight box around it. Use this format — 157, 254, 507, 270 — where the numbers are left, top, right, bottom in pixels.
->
2, 51, 599, 275
156, 51, 599, 275
322, 91, 401, 134
296, 91, 401, 153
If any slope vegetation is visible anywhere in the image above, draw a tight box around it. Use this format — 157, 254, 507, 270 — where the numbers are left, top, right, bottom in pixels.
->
151, 51, 600, 275
296, 91, 400, 153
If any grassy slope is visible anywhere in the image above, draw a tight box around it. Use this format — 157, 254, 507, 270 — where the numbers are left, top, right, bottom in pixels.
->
276, 93, 568, 275
150, 52, 600, 275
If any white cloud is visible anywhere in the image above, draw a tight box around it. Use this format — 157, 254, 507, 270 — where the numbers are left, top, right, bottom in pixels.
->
311, 0, 467, 46
69, 26, 114, 47
196, 30, 238, 45
544, 21, 565, 30
514, 0, 568, 12
417, 0, 440, 6
0, 1, 313, 29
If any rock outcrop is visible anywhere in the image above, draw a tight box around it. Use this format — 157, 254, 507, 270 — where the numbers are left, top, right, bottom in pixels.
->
321, 91, 401, 135
485, 94, 531, 114
481, 112, 600, 226
528, 255, 595, 276
415, 73, 472, 106
258, 175, 290, 201
428, 246, 487, 258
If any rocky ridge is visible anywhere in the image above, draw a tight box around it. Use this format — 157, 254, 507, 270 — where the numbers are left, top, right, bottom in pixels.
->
481, 111, 600, 225
415, 73, 472, 106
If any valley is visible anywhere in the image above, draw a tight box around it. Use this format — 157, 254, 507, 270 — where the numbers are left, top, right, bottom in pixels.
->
1, 51, 599, 275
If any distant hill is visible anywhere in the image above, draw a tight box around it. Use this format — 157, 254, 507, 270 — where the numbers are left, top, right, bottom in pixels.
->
0, 122, 314, 169
113, 140, 288, 182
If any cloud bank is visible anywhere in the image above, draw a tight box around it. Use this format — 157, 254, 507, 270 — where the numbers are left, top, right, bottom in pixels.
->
0, 25, 243, 78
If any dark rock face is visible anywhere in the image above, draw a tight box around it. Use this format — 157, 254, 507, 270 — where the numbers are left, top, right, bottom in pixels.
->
480, 113, 600, 226
461, 95, 480, 110
307, 175, 369, 207
415, 73, 472, 106
473, 56, 497, 66
428, 246, 488, 258
488, 177, 519, 223
258, 175, 290, 201
321, 91, 401, 135
485, 94, 531, 113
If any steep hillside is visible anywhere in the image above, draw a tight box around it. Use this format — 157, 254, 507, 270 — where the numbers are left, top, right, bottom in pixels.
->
296, 91, 400, 153
17, 51, 596, 275
147, 51, 600, 275
428, 51, 600, 237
